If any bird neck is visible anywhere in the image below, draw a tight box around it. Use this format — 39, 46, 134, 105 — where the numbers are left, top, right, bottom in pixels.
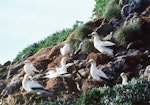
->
61, 60, 66, 67
90, 63, 97, 70
22, 77, 27, 84
122, 76, 128, 83
94, 36, 101, 42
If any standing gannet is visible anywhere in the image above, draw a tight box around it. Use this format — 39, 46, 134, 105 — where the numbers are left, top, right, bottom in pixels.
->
44, 57, 71, 79
22, 74, 44, 92
60, 41, 71, 56
23, 60, 39, 76
87, 59, 109, 81
120, 72, 128, 85
88, 32, 116, 57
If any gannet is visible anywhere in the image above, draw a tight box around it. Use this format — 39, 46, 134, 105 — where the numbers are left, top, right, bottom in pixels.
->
120, 72, 128, 85
22, 74, 44, 92
141, 65, 150, 80
60, 41, 71, 56
88, 32, 116, 57
44, 57, 71, 79
87, 59, 109, 81
92, 12, 99, 20
23, 60, 39, 76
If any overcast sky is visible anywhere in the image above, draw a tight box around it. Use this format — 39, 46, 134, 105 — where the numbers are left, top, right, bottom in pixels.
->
0, 0, 95, 64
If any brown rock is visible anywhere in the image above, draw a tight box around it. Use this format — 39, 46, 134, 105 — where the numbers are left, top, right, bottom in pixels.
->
45, 77, 66, 92
85, 53, 111, 65
47, 55, 63, 69
26, 43, 64, 71
81, 79, 104, 91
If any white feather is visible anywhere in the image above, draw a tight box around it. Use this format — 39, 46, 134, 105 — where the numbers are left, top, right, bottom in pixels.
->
89, 32, 115, 57
60, 42, 71, 56
120, 72, 128, 85
23, 60, 39, 76
22, 74, 44, 92
88, 59, 108, 81
44, 57, 70, 79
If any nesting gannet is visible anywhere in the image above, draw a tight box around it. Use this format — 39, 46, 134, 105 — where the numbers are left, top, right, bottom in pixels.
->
22, 74, 44, 92
87, 59, 109, 81
141, 65, 150, 80
44, 57, 70, 79
88, 32, 116, 57
120, 72, 128, 85
92, 12, 100, 20
60, 41, 71, 56
23, 60, 39, 76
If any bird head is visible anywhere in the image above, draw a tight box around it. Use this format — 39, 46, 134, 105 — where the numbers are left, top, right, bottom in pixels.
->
61, 56, 72, 64
88, 32, 98, 37
120, 72, 127, 78
24, 74, 33, 81
86, 59, 96, 65
23, 60, 31, 64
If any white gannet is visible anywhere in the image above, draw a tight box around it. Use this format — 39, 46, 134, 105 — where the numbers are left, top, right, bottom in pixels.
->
141, 65, 150, 80
87, 59, 109, 81
23, 60, 39, 76
92, 12, 100, 20
60, 41, 71, 56
88, 32, 116, 57
22, 74, 44, 92
44, 57, 71, 79
120, 72, 128, 85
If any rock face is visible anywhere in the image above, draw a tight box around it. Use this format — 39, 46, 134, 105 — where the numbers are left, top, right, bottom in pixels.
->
0, 2, 150, 105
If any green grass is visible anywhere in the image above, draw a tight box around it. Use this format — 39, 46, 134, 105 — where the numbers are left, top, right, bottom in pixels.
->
114, 19, 142, 45
75, 24, 93, 40
102, 0, 121, 20
81, 40, 97, 53
38, 101, 56, 105
69, 38, 81, 52
93, 0, 110, 16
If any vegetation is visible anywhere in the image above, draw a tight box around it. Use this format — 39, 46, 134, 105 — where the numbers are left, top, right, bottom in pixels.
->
102, 0, 121, 20
70, 38, 81, 52
114, 19, 143, 45
93, 0, 110, 16
81, 40, 97, 53
76, 78, 150, 105
75, 24, 93, 40
38, 101, 56, 105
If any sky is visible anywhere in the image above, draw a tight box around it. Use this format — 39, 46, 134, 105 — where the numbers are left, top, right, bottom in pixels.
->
0, 0, 95, 64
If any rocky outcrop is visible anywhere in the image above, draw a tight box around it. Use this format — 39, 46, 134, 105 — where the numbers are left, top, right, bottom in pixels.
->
0, 2, 150, 105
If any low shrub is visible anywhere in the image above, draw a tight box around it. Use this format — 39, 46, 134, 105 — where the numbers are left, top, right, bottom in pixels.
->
69, 38, 81, 52
114, 19, 143, 45
81, 40, 97, 53
76, 78, 150, 105
75, 24, 93, 40
38, 101, 56, 105
102, 0, 121, 20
